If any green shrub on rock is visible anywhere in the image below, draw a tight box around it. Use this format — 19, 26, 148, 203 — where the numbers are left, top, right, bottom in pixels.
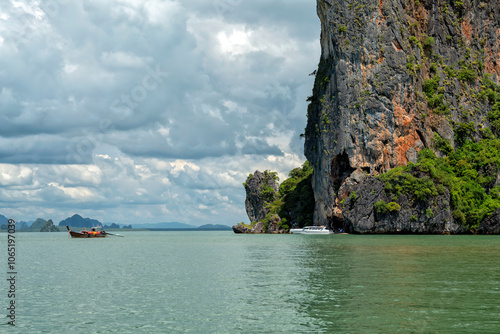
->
250, 161, 314, 230
378, 140, 500, 229
387, 202, 401, 212
374, 200, 388, 214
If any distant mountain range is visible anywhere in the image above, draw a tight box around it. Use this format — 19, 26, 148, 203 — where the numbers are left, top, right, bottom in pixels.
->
197, 224, 232, 230
0, 214, 8, 226
134, 222, 232, 230
0, 215, 59, 232
1, 213, 231, 231
134, 222, 197, 229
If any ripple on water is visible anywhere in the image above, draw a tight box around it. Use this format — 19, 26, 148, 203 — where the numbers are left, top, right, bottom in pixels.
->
6, 232, 500, 333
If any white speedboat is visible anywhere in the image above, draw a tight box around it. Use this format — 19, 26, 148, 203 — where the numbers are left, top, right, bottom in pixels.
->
290, 226, 332, 234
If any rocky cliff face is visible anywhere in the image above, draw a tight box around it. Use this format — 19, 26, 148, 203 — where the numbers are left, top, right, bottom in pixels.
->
233, 170, 288, 233
305, 0, 500, 231
234, 163, 316, 233
244, 170, 279, 223
340, 172, 465, 234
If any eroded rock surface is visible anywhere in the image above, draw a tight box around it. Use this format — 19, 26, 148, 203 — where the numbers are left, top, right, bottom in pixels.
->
244, 170, 279, 223
233, 170, 289, 233
305, 0, 500, 231
340, 175, 464, 234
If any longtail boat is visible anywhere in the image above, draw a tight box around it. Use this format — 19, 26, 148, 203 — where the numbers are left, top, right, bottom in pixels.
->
66, 225, 107, 238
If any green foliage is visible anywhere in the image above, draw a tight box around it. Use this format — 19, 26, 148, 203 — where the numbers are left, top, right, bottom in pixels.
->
263, 170, 279, 183
387, 202, 401, 212
322, 113, 331, 126
257, 161, 315, 230
432, 133, 453, 155
429, 63, 437, 74
237, 221, 255, 230
454, 122, 476, 145
338, 25, 347, 33
374, 200, 388, 214
374, 200, 400, 214
422, 74, 449, 114
453, 210, 466, 225
261, 213, 281, 232
443, 65, 456, 77
425, 208, 434, 219
489, 106, 500, 135
427, 93, 449, 115
483, 75, 500, 135
349, 191, 358, 200
422, 75, 448, 114
423, 75, 440, 99
406, 56, 421, 76
379, 158, 438, 203
379, 140, 500, 229
457, 66, 477, 83
406, 61, 415, 73
423, 36, 435, 50
260, 183, 277, 202
258, 170, 280, 202
453, 1, 464, 17
481, 75, 500, 101
279, 161, 313, 196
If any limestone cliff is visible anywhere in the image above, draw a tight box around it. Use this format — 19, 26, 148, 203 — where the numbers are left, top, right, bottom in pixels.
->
233, 164, 315, 234
244, 170, 279, 223
233, 170, 287, 233
305, 0, 500, 232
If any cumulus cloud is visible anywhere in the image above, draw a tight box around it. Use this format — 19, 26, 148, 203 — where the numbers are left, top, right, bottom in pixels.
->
0, 0, 320, 225
0, 164, 34, 186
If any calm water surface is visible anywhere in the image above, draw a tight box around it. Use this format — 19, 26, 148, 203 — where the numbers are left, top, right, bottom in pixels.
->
1, 231, 500, 333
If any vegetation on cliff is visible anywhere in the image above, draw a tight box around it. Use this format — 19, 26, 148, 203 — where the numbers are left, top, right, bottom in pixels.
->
373, 0, 500, 230
263, 161, 314, 230
243, 170, 280, 226
379, 141, 500, 230
303, 0, 500, 232
234, 162, 314, 233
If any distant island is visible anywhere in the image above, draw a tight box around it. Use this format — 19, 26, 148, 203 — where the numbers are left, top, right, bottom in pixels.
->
132, 222, 231, 230
0, 214, 59, 232
58, 214, 111, 229
0, 213, 232, 232
134, 222, 198, 229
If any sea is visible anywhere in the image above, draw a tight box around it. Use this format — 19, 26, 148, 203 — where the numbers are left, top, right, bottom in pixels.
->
1, 231, 500, 333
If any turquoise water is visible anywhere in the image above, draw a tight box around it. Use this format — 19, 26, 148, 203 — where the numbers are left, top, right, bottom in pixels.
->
2, 232, 500, 333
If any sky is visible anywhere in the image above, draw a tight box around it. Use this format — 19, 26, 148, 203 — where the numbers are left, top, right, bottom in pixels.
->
0, 0, 320, 226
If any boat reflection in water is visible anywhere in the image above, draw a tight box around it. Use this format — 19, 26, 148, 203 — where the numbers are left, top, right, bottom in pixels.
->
290, 226, 333, 235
